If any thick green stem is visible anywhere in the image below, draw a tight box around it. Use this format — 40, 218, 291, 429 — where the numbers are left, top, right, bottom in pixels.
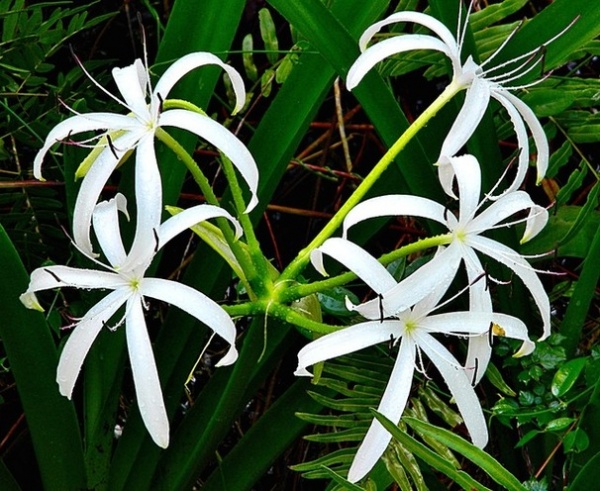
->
279, 81, 461, 283
224, 301, 343, 334
220, 155, 274, 295
155, 128, 260, 293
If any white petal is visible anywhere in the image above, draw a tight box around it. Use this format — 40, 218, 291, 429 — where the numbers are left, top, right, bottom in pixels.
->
112, 59, 152, 121
140, 278, 238, 366
57, 288, 130, 398
310, 238, 397, 294
122, 133, 164, 270
72, 130, 143, 256
522, 205, 549, 243
295, 320, 402, 376
159, 110, 258, 212
462, 250, 493, 385
153, 52, 246, 115
92, 193, 129, 267
24, 265, 123, 293
357, 10, 460, 59
420, 312, 494, 335
125, 296, 169, 448
440, 78, 491, 164
489, 312, 535, 357
467, 190, 548, 243
354, 244, 461, 319
156, 204, 242, 251
498, 91, 549, 183
416, 332, 488, 448
348, 337, 416, 483
33, 113, 138, 180
469, 235, 550, 339
448, 155, 481, 225
343, 195, 446, 237
488, 90, 530, 198
347, 34, 456, 90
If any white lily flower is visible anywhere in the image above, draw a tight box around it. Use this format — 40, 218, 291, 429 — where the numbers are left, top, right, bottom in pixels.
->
20, 193, 242, 448
296, 263, 533, 483
347, 9, 572, 198
339, 155, 549, 382
34, 52, 258, 257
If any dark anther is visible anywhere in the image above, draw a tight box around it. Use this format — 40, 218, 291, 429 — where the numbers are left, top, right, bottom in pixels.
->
488, 321, 494, 346
106, 134, 119, 159
471, 357, 479, 386
157, 93, 164, 113
388, 334, 396, 356
153, 228, 160, 253
378, 293, 385, 323
44, 269, 62, 283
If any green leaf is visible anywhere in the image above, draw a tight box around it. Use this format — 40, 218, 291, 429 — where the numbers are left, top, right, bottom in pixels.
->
545, 417, 576, 433
403, 417, 527, 491
521, 89, 576, 117
317, 286, 360, 317
242, 33, 258, 81
564, 429, 590, 454
570, 451, 600, 491
372, 411, 491, 490
551, 358, 588, 397
259, 8, 279, 64
560, 223, 600, 357
201, 380, 332, 491
318, 466, 364, 491
485, 362, 517, 397
0, 225, 86, 490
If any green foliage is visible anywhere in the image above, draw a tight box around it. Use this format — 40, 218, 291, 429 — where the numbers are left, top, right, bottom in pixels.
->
0, 0, 599, 490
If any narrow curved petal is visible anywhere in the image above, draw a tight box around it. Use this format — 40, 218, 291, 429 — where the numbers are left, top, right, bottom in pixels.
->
521, 205, 549, 243
449, 155, 481, 224
439, 77, 491, 168
295, 320, 402, 376
125, 296, 169, 448
154, 52, 246, 115
310, 238, 397, 294
157, 204, 242, 251
489, 312, 535, 357
33, 113, 138, 179
420, 312, 495, 335
417, 332, 488, 448
343, 195, 446, 237
57, 288, 129, 398
499, 91, 549, 183
358, 11, 459, 57
462, 249, 493, 385
140, 278, 238, 366
24, 265, 123, 293
348, 337, 416, 483
112, 59, 152, 121
159, 110, 258, 212
72, 130, 143, 256
353, 244, 461, 319
92, 193, 128, 267
468, 191, 540, 234
347, 35, 455, 90
489, 90, 530, 198
122, 133, 163, 270
469, 235, 550, 339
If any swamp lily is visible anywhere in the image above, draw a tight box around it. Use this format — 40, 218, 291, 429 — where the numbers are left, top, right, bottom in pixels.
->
337, 154, 549, 382
20, 193, 242, 448
346, 9, 571, 199
297, 249, 533, 482
34, 52, 258, 257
